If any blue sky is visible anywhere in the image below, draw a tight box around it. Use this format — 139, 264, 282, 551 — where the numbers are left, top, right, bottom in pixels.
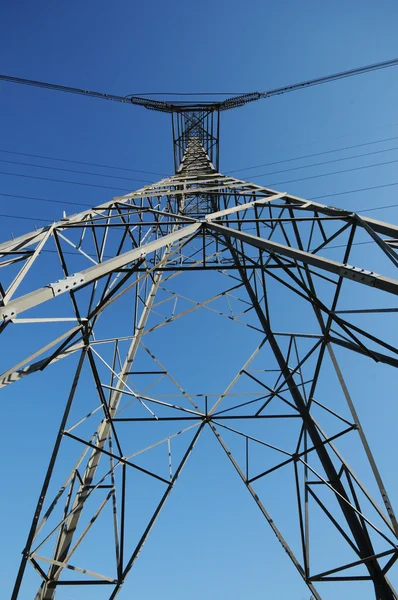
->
1, 1, 398, 599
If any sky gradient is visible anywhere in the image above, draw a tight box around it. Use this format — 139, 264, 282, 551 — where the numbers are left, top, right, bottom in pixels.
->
1, 2, 398, 599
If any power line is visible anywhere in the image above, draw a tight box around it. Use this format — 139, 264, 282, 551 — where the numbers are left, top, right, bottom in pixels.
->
266, 157, 398, 188
0, 192, 90, 207
221, 57, 398, 111
2, 127, 398, 182
356, 203, 398, 213
0, 169, 135, 192
124, 92, 247, 96
1, 57, 398, 113
0, 213, 53, 223
226, 135, 398, 174
1, 141, 397, 194
2, 151, 398, 197
324, 240, 375, 251
3, 143, 398, 187
0, 74, 173, 111
0, 158, 154, 184
247, 145, 398, 180
311, 181, 398, 201
0, 148, 167, 177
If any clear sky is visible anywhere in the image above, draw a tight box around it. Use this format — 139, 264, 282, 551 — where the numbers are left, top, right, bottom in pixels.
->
1, 1, 398, 599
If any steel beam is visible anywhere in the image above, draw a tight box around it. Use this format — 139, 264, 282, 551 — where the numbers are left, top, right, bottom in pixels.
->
206, 221, 398, 296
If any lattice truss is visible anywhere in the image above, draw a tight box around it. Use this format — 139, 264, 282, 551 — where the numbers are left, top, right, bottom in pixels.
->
2, 140, 398, 600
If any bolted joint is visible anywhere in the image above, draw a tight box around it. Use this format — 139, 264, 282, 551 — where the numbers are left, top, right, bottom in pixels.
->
47, 273, 85, 297
1, 307, 17, 322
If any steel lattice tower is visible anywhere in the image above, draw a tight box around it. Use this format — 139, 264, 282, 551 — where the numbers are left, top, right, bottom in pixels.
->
1, 93, 398, 600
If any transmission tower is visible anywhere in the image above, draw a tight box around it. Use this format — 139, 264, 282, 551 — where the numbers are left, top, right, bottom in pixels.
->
1, 63, 398, 600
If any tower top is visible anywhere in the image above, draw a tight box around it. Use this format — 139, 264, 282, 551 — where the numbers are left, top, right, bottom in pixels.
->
178, 137, 216, 176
